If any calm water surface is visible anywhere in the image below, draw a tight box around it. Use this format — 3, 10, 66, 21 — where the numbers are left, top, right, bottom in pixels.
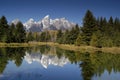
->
0, 46, 120, 80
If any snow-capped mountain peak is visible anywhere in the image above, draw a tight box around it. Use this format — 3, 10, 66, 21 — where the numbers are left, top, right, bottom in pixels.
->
42, 15, 50, 29
24, 18, 36, 30
11, 15, 75, 32
28, 18, 34, 22
44, 15, 50, 19
11, 19, 20, 25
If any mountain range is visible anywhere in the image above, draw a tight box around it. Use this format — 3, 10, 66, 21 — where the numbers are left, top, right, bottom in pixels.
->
12, 15, 76, 32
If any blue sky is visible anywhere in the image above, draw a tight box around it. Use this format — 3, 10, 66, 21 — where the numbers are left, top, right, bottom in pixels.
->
0, 0, 120, 25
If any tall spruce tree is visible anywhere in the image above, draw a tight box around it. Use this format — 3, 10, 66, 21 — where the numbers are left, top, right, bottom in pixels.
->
75, 34, 83, 46
114, 17, 120, 31
90, 30, 102, 47
0, 16, 9, 42
8, 23, 16, 42
40, 31, 51, 42
99, 17, 107, 32
16, 21, 26, 43
27, 32, 34, 42
56, 29, 63, 43
69, 24, 80, 44
81, 10, 97, 45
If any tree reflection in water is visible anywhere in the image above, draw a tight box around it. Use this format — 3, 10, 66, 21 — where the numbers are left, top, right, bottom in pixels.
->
80, 52, 94, 80
0, 46, 120, 80
0, 47, 26, 73
56, 48, 120, 80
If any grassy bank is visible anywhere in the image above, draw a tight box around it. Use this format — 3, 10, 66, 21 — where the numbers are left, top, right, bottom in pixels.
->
0, 43, 31, 47
0, 42, 120, 53
0, 42, 56, 47
52, 43, 120, 54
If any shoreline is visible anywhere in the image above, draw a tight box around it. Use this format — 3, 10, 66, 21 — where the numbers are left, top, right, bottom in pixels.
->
0, 42, 120, 53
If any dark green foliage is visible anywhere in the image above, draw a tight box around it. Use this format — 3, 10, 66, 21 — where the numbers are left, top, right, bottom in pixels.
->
0, 16, 26, 43
81, 10, 97, 45
56, 24, 80, 44
0, 16, 9, 42
90, 30, 102, 47
15, 22, 26, 43
114, 18, 120, 31
61, 29, 69, 44
8, 23, 16, 42
0, 12, 119, 47
0, 47, 26, 73
69, 24, 80, 44
40, 31, 51, 42
96, 16, 120, 47
75, 34, 84, 46
35, 33, 41, 41
112, 31, 120, 47
56, 10, 120, 47
1, 46, 120, 79
26, 32, 34, 42
80, 52, 94, 80
56, 29, 63, 43
26, 32, 41, 42
76, 10, 120, 47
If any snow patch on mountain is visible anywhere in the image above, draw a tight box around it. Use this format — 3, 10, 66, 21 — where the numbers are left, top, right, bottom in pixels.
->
22, 15, 75, 32
11, 19, 20, 25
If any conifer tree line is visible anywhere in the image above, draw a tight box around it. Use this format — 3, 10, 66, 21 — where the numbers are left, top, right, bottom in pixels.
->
0, 16, 26, 43
0, 10, 120, 47
56, 10, 120, 47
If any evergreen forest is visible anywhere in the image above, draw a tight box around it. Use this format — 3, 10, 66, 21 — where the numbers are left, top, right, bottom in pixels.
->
0, 10, 120, 47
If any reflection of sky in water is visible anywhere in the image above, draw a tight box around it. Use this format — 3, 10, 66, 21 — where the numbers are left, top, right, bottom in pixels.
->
1, 50, 120, 80
1, 53, 82, 80
92, 70, 120, 80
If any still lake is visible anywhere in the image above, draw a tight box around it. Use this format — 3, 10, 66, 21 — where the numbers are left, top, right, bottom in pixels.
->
0, 45, 120, 80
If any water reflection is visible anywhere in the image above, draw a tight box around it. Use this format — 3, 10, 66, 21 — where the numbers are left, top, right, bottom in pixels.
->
0, 46, 120, 80
24, 51, 69, 68
0, 47, 26, 73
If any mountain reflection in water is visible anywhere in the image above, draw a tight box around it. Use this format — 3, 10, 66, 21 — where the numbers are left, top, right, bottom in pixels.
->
0, 46, 120, 80
24, 51, 69, 68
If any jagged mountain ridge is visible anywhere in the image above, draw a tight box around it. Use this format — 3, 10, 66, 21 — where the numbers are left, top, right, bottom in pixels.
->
12, 15, 76, 32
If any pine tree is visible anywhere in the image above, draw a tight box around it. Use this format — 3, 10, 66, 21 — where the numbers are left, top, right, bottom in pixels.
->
27, 31, 34, 42
16, 21, 26, 43
75, 34, 83, 46
58, 24, 80, 44
35, 32, 40, 41
99, 17, 107, 32
90, 30, 102, 48
107, 17, 114, 36
62, 29, 71, 44
40, 31, 51, 42
0, 16, 9, 42
71, 24, 80, 44
8, 23, 16, 42
81, 10, 97, 45
114, 17, 120, 31
56, 29, 63, 43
